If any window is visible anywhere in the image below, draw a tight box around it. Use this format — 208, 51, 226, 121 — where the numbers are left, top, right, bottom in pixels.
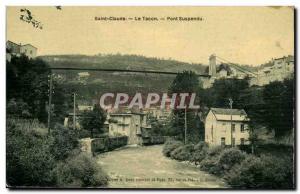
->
221, 137, 225, 146
231, 124, 235, 132
241, 138, 245, 145
24, 49, 27, 54
241, 124, 245, 132
30, 50, 33, 54
232, 138, 235, 147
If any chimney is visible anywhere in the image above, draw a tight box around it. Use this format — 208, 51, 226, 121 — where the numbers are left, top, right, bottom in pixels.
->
209, 54, 217, 77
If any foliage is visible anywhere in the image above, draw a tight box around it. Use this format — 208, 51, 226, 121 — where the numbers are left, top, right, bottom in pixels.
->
162, 140, 294, 189
261, 79, 294, 138
19, 8, 43, 29
168, 71, 201, 141
198, 147, 223, 175
170, 144, 195, 161
169, 71, 199, 94
80, 104, 107, 138
198, 78, 249, 109
191, 142, 209, 164
162, 140, 184, 157
53, 153, 108, 187
218, 147, 246, 172
7, 98, 31, 118
49, 123, 79, 160
146, 116, 167, 136
224, 154, 294, 189
6, 118, 108, 187
51, 82, 73, 124
7, 55, 50, 123
78, 129, 92, 139
6, 119, 56, 186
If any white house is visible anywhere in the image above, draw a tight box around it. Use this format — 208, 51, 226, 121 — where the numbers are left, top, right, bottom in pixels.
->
205, 108, 250, 146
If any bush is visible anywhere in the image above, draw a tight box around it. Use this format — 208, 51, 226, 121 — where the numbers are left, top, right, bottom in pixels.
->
224, 154, 294, 189
53, 153, 108, 187
199, 146, 224, 175
50, 124, 79, 160
78, 129, 91, 139
6, 119, 56, 186
191, 142, 209, 164
162, 140, 184, 157
218, 148, 246, 173
207, 146, 224, 157
170, 144, 194, 161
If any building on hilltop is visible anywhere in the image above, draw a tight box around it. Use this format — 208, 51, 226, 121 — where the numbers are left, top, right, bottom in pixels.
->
256, 55, 294, 86
6, 40, 37, 61
202, 54, 294, 88
205, 107, 250, 146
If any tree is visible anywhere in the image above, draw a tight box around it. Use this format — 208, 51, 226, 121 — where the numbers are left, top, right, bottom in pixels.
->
19, 7, 62, 29
51, 78, 73, 124
7, 55, 50, 123
210, 78, 249, 108
80, 104, 107, 138
261, 79, 294, 138
238, 86, 265, 153
168, 71, 200, 142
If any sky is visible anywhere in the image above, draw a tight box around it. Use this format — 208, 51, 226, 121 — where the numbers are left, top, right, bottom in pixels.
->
6, 6, 294, 66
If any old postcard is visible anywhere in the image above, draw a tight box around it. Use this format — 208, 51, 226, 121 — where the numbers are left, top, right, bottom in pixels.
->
6, 6, 295, 189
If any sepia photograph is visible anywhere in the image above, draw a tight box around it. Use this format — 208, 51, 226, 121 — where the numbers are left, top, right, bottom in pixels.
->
5, 6, 295, 189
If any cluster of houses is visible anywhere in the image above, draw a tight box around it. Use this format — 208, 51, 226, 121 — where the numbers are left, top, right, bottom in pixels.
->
205, 54, 294, 87
5, 40, 290, 147
64, 104, 251, 146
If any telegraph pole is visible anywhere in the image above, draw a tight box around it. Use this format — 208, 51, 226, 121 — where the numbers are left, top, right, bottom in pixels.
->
47, 73, 53, 134
73, 93, 76, 130
184, 107, 187, 144
229, 98, 233, 147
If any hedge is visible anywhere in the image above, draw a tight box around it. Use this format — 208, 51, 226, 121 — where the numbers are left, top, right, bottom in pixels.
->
162, 140, 294, 189
91, 136, 128, 154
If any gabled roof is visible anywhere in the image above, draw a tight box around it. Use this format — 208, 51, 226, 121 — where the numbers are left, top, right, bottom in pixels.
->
210, 108, 249, 122
22, 44, 38, 49
211, 108, 247, 115
6, 41, 37, 49
6, 40, 20, 47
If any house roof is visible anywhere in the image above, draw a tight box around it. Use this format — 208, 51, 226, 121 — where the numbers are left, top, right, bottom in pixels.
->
211, 108, 247, 115
210, 108, 249, 122
22, 44, 38, 49
6, 40, 20, 47
6, 41, 37, 49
